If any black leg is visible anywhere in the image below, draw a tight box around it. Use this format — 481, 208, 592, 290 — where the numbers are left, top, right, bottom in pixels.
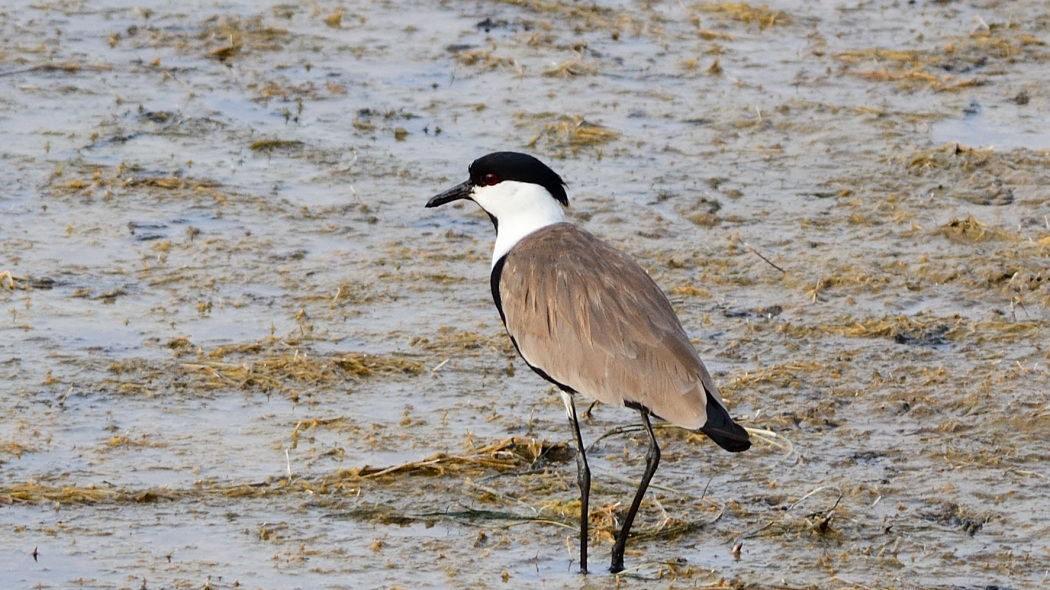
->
560, 392, 590, 574
610, 409, 661, 573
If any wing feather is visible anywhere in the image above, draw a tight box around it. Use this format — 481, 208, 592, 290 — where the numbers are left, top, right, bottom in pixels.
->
499, 223, 725, 430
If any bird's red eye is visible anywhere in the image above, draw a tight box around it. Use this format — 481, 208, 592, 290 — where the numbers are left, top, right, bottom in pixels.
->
481, 173, 499, 186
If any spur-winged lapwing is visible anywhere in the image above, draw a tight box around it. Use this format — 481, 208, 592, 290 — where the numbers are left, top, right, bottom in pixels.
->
426, 151, 750, 574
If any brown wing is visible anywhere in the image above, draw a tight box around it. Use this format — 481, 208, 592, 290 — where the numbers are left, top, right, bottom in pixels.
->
499, 223, 726, 430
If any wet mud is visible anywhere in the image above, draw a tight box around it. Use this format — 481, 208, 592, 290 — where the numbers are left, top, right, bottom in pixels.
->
2, 1, 1049, 588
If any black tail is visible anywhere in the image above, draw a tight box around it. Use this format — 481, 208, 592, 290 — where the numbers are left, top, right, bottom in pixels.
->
700, 390, 751, 452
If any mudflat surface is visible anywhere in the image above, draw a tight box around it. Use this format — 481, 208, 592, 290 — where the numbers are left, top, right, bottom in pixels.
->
1, 1, 1048, 588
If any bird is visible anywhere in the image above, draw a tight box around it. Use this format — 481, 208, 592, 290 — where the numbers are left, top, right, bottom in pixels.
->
425, 151, 750, 574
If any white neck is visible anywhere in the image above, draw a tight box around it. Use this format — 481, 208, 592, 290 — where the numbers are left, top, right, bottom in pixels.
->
471, 181, 566, 267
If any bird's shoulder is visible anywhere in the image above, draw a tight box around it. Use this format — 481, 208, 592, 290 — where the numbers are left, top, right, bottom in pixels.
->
502, 223, 655, 293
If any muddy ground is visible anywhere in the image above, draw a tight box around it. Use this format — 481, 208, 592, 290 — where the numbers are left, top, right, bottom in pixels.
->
1, 0, 1048, 588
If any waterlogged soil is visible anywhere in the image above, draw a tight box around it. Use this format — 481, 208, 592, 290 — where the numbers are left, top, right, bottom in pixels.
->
2, 1, 1049, 589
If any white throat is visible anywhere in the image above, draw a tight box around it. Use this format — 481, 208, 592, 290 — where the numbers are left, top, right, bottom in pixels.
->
471, 180, 566, 267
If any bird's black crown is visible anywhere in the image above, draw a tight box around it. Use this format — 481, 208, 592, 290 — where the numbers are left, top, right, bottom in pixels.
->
468, 152, 568, 206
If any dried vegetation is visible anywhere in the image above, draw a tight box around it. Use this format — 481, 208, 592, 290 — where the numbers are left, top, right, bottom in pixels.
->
103, 337, 422, 399
693, 2, 792, 29
108, 13, 291, 60
835, 22, 1049, 92
519, 113, 620, 154
44, 160, 230, 205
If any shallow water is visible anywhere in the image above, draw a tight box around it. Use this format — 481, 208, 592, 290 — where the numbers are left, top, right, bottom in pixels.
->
2, 0, 1049, 588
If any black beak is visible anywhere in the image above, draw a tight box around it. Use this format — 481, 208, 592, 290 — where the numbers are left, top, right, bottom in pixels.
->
425, 180, 473, 208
